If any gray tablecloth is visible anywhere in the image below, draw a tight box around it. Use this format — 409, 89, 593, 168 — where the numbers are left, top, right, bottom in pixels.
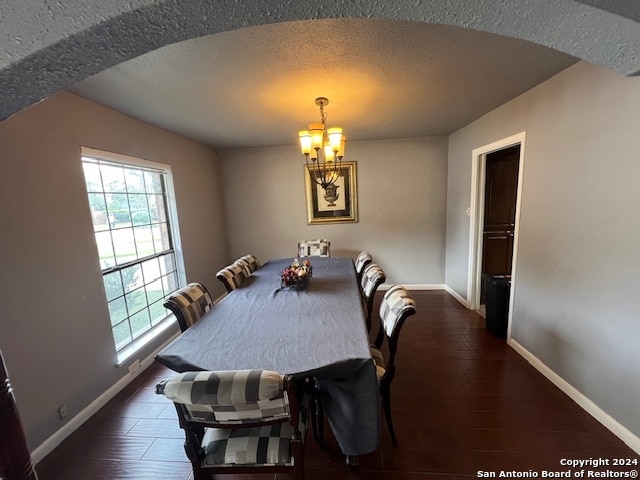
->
155, 257, 380, 455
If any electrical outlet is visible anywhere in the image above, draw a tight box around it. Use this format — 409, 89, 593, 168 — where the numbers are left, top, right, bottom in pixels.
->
57, 404, 67, 419
128, 359, 141, 375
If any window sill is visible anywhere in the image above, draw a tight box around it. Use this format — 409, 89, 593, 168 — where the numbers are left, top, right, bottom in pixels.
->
116, 316, 176, 366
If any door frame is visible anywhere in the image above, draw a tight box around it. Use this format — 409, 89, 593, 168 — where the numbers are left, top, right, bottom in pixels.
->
467, 132, 526, 329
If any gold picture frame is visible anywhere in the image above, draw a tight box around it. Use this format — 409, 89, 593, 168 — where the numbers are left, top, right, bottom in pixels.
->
304, 161, 358, 224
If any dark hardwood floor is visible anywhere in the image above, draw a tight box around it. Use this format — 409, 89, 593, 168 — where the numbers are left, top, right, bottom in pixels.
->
35, 291, 638, 479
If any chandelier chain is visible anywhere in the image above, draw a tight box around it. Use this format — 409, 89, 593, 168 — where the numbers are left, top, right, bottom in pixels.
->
319, 104, 327, 125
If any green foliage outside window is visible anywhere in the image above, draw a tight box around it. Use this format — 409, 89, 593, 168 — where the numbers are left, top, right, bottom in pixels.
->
82, 154, 180, 353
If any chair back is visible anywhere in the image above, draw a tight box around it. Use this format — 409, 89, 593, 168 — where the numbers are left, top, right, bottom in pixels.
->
157, 370, 290, 425
360, 263, 386, 332
164, 282, 213, 332
354, 251, 373, 281
235, 254, 261, 276
216, 263, 248, 293
298, 239, 330, 257
374, 285, 417, 374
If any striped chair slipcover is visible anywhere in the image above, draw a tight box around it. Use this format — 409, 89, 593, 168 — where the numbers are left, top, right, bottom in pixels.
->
216, 263, 248, 293
360, 263, 386, 332
234, 254, 262, 276
164, 282, 213, 332
354, 251, 373, 283
156, 369, 308, 480
297, 239, 330, 257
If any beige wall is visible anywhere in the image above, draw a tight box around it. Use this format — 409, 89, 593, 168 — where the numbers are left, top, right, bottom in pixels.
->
217, 136, 449, 285
446, 61, 640, 443
0, 92, 228, 450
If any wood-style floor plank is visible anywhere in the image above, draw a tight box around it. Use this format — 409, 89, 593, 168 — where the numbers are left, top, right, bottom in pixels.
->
34, 291, 637, 479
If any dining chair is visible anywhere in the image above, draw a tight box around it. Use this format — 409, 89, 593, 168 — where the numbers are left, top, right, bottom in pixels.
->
297, 239, 331, 257
163, 282, 213, 333
216, 263, 248, 293
155, 369, 308, 480
354, 250, 373, 283
360, 263, 386, 332
370, 285, 416, 446
234, 254, 261, 276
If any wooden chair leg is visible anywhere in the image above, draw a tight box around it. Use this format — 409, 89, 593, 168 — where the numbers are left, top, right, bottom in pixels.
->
292, 441, 305, 480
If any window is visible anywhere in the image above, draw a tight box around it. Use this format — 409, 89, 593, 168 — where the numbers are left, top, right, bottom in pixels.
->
81, 147, 185, 361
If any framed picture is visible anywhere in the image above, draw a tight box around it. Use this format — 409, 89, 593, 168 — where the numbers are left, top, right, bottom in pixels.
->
304, 161, 358, 224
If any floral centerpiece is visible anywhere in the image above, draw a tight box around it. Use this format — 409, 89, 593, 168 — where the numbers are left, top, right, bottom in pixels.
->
280, 258, 313, 289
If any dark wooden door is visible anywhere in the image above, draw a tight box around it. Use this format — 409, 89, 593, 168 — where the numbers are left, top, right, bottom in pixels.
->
481, 145, 520, 301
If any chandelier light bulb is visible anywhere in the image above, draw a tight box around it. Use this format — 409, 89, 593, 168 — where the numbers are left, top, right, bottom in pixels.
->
309, 123, 324, 151
298, 130, 312, 155
324, 144, 335, 163
327, 127, 343, 152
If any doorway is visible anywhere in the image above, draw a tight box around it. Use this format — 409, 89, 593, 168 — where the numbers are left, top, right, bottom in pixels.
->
467, 132, 525, 319
480, 145, 520, 303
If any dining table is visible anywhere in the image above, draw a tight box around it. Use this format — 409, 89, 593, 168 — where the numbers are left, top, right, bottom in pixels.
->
155, 256, 380, 458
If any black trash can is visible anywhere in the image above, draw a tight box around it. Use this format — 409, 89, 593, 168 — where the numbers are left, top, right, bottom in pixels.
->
483, 274, 511, 338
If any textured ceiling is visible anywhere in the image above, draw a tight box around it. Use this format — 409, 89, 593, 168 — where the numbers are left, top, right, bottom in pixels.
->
67, 19, 577, 149
4, 1, 640, 131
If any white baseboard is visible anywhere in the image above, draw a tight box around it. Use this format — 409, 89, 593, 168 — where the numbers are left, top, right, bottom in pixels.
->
31, 331, 180, 465
379, 284, 468, 308
508, 338, 640, 455
379, 283, 445, 291
444, 285, 469, 308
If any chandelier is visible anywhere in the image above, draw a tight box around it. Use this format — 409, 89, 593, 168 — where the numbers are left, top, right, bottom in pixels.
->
298, 97, 346, 198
